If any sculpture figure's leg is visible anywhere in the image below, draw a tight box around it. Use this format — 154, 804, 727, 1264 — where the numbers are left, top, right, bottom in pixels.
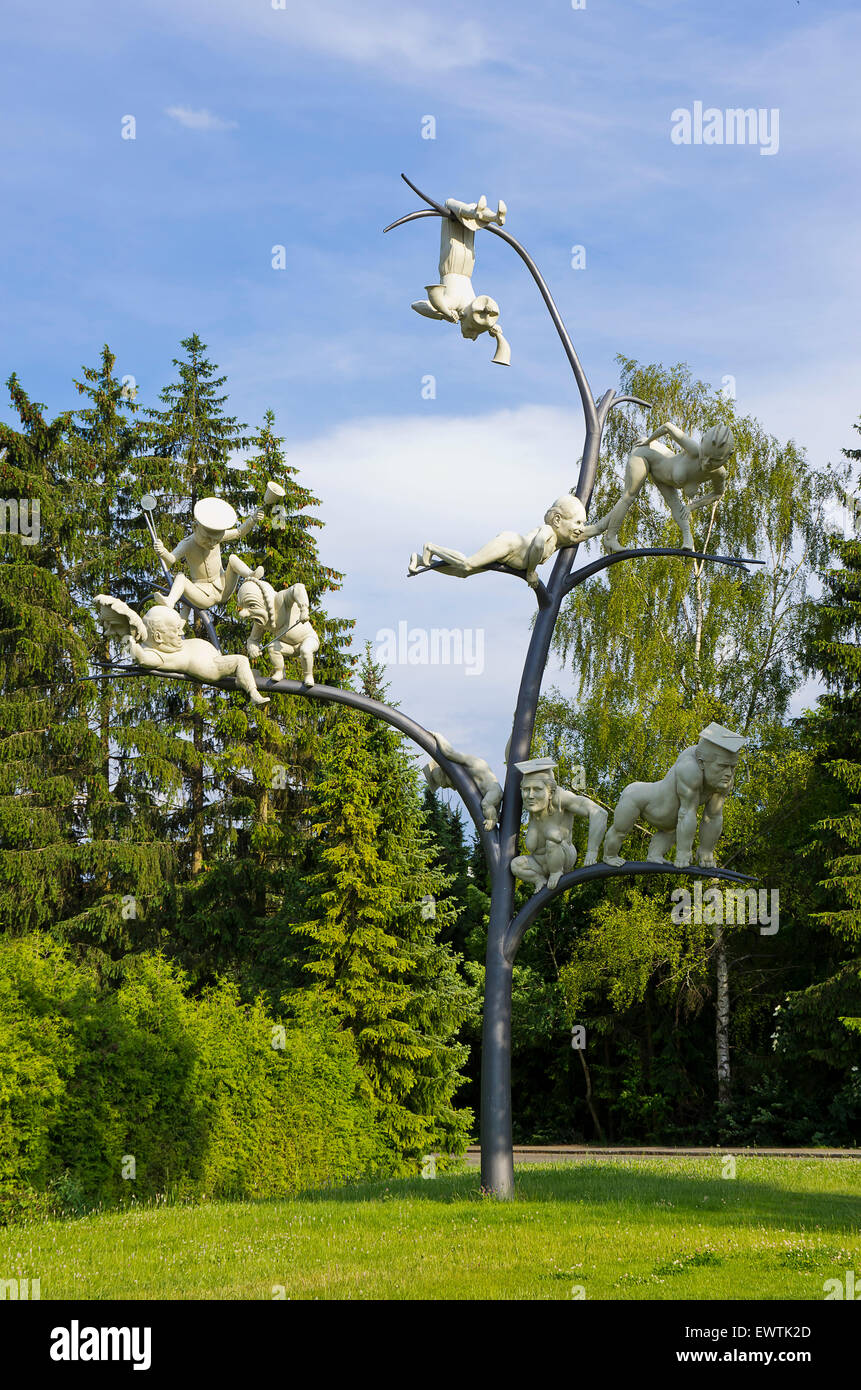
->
297, 633, 318, 687
646, 828, 676, 863
222, 555, 264, 604
481, 786, 502, 830
224, 654, 270, 705
268, 642, 286, 681
654, 481, 695, 551
510, 853, 547, 894
602, 789, 642, 865
154, 576, 220, 610
601, 451, 651, 553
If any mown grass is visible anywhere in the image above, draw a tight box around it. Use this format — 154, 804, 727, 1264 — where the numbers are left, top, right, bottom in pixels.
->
2, 1158, 859, 1300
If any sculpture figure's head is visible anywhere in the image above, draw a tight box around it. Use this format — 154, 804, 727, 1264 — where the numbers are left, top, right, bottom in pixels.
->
461, 294, 500, 339
696, 723, 747, 790
236, 577, 277, 629
143, 607, 186, 653
700, 424, 735, 469
192, 496, 237, 546
515, 758, 559, 816
544, 494, 588, 545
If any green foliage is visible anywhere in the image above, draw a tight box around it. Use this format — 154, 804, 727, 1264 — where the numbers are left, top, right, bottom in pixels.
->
293, 653, 477, 1165
0, 934, 383, 1221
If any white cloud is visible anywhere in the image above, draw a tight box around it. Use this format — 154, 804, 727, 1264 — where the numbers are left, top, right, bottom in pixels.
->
164, 105, 238, 132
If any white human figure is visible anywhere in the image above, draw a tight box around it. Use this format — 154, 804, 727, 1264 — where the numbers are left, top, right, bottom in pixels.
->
95, 595, 270, 706
235, 576, 320, 687
602, 724, 747, 869
423, 733, 503, 830
411, 196, 511, 365
409, 495, 588, 589
581, 423, 734, 553
153, 496, 265, 611
510, 759, 608, 893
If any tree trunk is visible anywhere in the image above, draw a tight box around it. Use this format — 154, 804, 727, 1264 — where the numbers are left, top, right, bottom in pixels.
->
714, 923, 731, 1104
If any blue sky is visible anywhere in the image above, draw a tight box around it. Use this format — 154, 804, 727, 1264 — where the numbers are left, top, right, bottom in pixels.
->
2, 0, 859, 775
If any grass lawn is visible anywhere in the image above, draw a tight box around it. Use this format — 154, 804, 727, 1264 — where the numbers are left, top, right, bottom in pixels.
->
2, 1157, 859, 1300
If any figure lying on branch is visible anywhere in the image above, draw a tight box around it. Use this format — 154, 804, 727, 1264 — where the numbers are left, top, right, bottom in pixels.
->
408, 494, 588, 589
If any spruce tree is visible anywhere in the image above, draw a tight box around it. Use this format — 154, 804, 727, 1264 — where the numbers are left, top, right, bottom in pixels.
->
294, 654, 475, 1163
0, 376, 171, 953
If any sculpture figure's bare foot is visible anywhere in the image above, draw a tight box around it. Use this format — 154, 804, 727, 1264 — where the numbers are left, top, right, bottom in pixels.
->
531, 879, 548, 896
603, 854, 625, 867
408, 553, 421, 575
582, 853, 598, 867
152, 592, 175, 607
251, 691, 270, 706
698, 853, 716, 869
303, 674, 314, 687
602, 535, 622, 554
647, 853, 673, 865
673, 854, 692, 869
547, 871, 563, 890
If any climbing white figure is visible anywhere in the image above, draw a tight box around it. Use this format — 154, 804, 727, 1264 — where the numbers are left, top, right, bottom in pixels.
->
423, 734, 503, 831
581, 422, 735, 553
235, 576, 320, 687
95, 595, 270, 706
411, 195, 511, 365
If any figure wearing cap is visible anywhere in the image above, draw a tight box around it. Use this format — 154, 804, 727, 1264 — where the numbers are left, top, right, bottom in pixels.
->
602, 724, 747, 870
511, 758, 608, 894
152, 496, 265, 612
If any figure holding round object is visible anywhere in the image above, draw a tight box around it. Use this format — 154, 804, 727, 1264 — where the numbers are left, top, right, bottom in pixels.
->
152, 495, 265, 612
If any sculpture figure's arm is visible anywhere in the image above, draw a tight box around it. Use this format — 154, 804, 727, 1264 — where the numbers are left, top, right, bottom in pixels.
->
126, 640, 164, 669
561, 790, 608, 865
524, 525, 554, 587
245, 620, 266, 660
687, 468, 728, 511
285, 582, 311, 620
225, 507, 264, 542
697, 791, 726, 866
673, 766, 703, 869
641, 421, 699, 457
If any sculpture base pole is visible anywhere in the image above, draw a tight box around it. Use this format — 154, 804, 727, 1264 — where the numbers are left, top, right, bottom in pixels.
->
480, 887, 515, 1198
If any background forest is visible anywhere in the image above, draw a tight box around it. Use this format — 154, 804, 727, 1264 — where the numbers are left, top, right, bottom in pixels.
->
1, 337, 858, 1221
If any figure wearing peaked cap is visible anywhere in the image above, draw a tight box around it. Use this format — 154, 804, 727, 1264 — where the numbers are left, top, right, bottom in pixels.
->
603, 725, 747, 870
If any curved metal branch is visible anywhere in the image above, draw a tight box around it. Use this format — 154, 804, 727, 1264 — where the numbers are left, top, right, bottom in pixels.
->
562, 547, 766, 595
86, 665, 499, 868
598, 393, 651, 425
504, 860, 757, 962
384, 176, 598, 434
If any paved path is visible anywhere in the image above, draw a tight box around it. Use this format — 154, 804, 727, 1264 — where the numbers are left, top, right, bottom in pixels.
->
464, 1145, 859, 1166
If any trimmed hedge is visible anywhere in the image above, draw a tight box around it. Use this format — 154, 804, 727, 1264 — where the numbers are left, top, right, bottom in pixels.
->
0, 935, 384, 1221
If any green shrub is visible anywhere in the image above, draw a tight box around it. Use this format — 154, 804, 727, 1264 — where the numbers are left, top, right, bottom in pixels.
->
0, 935, 384, 1222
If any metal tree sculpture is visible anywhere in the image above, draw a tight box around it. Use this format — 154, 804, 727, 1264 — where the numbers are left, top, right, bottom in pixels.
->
99, 176, 762, 1199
